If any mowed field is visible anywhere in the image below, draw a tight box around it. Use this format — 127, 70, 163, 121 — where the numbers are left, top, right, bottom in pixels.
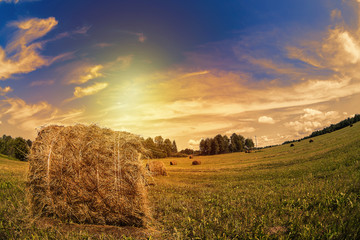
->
1, 123, 360, 239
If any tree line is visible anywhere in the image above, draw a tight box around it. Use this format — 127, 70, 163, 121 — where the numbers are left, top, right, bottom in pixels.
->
283, 114, 360, 145
141, 136, 180, 158
307, 114, 360, 138
199, 133, 254, 155
0, 135, 32, 161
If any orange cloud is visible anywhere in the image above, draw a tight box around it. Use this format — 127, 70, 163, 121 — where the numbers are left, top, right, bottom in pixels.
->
0, 0, 20, 3
0, 86, 13, 95
0, 97, 85, 133
137, 32, 146, 43
0, 17, 58, 80
73, 82, 109, 98
65, 64, 104, 84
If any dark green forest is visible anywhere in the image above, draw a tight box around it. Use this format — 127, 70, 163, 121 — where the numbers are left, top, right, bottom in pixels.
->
0, 135, 31, 161
199, 133, 254, 156
141, 136, 182, 158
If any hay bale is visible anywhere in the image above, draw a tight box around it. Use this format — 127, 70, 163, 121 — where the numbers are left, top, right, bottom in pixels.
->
290, 143, 294, 147
170, 161, 177, 165
146, 161, 167, 176
309, 139, 314, 143
28, 124, 149, 227
189, 155, 193, 159
192, 160, 201, 165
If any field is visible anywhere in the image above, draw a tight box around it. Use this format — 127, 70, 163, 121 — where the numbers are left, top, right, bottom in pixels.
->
1, 123, 360, 239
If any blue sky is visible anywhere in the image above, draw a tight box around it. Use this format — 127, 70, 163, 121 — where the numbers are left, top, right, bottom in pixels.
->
1, 0, 360, 149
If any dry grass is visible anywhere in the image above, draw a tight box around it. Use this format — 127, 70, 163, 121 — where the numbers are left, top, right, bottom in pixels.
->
28, 124, 150, 227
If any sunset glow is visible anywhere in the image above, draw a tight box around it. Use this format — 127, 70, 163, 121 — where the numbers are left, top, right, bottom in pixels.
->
1, 0, 360, 149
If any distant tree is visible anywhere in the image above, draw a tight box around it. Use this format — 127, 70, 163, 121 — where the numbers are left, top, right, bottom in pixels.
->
154, 136, 164, 148
143, 137, 155, 158
199, 139, 206, 155
230, 133, 240, 152
13, 137, 29, 161
164, 138, 173, 157
204, 138, 212, 155
0, 135, 14, 156
222, 135, 230, 153
214, 134, 225, 154
245, 138, 254, 149
210, 138, 219, 155
238, 134, 245, 152
172, 140, 178, 153
180, 148, 194, 155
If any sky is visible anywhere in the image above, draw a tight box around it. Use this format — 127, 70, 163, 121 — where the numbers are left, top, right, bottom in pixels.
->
1, 0, 360, 150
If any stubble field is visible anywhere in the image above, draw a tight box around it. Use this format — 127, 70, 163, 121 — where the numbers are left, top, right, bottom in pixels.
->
1, 122, 360, 239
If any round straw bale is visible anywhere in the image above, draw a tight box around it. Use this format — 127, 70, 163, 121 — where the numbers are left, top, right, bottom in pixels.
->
170, 161, 177, 165
192, 160, 201, 165
146, 161, 167, 176
27, 124, 149, 227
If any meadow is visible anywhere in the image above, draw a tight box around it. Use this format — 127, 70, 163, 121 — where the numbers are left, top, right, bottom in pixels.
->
1, 122, 360, 239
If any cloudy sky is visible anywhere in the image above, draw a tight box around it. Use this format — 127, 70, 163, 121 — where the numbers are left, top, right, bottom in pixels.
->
1, 0, 360, 149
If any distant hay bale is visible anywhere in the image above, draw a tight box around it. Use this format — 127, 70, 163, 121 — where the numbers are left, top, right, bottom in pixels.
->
350, 124, 353, 127
170, 161, 177, 165
146, 161, 167, 176
27, 124, 149, 227
309, 139, 314, 143
192, 160, 201, 165
189, 155, 193, 159
290, 143, 295, 147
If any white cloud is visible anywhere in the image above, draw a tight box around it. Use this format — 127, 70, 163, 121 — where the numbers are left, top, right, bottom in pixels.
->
285, 121, 322, 135
338, 31, 360, 64
188, 139, 201, 150
258, 116, 275, 124
301, 108, 339, 121
285, 109, 340, 136
0, 17, 58, 80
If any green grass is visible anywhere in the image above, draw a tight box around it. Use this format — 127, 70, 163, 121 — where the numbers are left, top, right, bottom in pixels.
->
1, 123, 360, 239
